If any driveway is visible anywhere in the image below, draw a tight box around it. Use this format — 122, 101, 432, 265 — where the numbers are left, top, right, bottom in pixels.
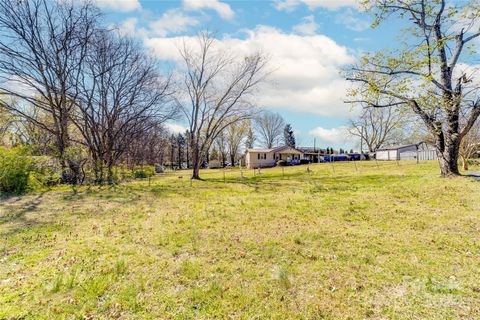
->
467, 171, 480, 181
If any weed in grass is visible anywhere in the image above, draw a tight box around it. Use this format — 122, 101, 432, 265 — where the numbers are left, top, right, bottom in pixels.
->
425, 277, 460, 295
65, 270, 77, 289
50, 274, 63, 293
178, 259, 202, 280
83, 275, 111, 298
272, 265, 291, 290
293, 235, 304, 245
114, 259, 127, 276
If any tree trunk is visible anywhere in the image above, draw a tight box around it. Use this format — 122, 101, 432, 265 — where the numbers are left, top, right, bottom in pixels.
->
436, 134, 461, 176
107, 165, 114, 185
191, 147, 202, 180
192, 159, 201, 179
461, 155, 468, 171
230, 153, 235, 166
67, 159, 81, 186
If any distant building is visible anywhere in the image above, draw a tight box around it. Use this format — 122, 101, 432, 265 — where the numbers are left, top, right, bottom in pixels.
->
375, 142, 437, 161
245, 146, 304, 169
297, 147, 325, 163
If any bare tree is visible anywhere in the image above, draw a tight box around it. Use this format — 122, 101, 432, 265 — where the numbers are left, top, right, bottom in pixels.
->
227, 119, 250, 165
0, 0, 99, 183
0, 105, 13, 145
349, 106, 406, 153
74, 31, 174, 184
347, 0, 480, 176
254, 111, 285, 148
214, 130, 228, 167
178, 32, 268, 179
122, 123, 170, 169
8, 108, 57, 155
459, 120, 480, 171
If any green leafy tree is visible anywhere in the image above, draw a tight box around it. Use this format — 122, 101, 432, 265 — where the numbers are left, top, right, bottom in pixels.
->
347, 0, 480, 176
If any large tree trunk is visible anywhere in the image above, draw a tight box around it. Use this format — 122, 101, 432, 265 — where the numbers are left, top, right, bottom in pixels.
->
191, 147, 202, 180
436, 134, 461, 176
192, 159, 201, 180
67, 160, 81, 185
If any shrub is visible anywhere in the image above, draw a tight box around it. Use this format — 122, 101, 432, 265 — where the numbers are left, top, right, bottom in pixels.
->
276, 160, 287, 166
299, 159, 310, 165
30, 156, 62, 187
0, 147, 35, 194
133, 166, 155, 179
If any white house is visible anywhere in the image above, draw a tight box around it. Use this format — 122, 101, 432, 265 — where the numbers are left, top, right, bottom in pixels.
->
376, 142, 437, 161
245, 146, 304, 169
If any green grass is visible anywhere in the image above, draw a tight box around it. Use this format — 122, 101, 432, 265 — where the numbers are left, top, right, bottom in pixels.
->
1, 161, 479, 319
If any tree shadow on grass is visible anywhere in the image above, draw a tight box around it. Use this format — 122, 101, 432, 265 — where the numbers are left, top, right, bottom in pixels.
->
0, 192, 45, 225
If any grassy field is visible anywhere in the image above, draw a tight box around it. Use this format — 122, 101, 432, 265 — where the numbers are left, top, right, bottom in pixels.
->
1, 161, 480, 319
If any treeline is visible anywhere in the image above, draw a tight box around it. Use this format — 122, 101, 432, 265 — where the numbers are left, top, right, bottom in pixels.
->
0, 0, 176, 187
0, 0, 270, 188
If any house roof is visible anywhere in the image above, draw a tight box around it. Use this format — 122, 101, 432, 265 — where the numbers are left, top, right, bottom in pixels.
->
376, 141, 435, 151
297, 147, 326, 153
246, 148, 273, 153
376, 143, 419, 151
271, 145, 305, 153
246, 145, 305, 154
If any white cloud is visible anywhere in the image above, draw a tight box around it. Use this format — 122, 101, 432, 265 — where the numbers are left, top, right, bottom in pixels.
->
274, 0, 360, 11
116, 17, 139, 36
335, 8, 370, 31
146, 26, 355, 116
93, 0, 141, 12
293, 15, 319, 35
2, 75, 38, 98
149, 9, 200, 37
309, 126, 349, 144
165, 122, 188, 134
145, 26, 356, 117
183, 0, 235, 20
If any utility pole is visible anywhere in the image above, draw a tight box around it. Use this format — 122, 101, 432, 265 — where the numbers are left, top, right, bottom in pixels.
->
360, 126, 363, 161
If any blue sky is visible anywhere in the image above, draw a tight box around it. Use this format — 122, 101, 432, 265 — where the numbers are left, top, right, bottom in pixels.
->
94, 0, 405, 149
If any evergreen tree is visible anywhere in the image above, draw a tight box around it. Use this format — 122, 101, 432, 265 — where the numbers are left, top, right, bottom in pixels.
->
246, 126, 255, 149
169, 134, 177, 169
176, 133, 186, 169
283, 124, 295, 148
185, 130, 191, 168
